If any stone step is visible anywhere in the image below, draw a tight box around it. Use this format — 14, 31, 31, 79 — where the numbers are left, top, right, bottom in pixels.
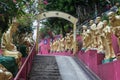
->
28, 55, 62, 80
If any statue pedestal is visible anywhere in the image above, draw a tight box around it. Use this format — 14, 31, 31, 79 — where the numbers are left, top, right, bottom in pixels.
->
98, 59, 120, 80
78, 50, 104, 75
102, 58, 114, 64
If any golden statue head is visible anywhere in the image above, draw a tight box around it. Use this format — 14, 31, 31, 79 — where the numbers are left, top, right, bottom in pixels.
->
103, 20, 108, 27
82, 25, 87, 30
89, 20, 94, 26
107, 11, 115, 22
95, 17, 101, 24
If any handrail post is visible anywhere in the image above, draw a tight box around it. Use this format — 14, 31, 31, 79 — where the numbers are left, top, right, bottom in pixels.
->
36, 20, 40, 54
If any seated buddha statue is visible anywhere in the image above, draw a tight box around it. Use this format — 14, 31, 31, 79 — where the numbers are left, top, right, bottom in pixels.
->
0, 64, 13, 80
1, 21, 22, 68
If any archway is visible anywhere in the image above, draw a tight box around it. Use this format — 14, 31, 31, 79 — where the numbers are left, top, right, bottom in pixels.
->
36, 11, 78, 54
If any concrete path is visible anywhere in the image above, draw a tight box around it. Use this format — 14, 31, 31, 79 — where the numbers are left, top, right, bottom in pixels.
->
56, 56, 100, 80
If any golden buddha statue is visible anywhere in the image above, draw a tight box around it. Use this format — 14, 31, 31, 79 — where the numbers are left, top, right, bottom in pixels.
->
0, 64, 13, 80
108, 11, 120, 50
50, 42, 53, 53
102, 20, 115, 59
52, 40, 58, 52
69, 34, 73, 51
56, 39, 61, 52
52, 40, 56, 52
89, 20, 97, 48
65, 33, 72, 51
81, 25, 91, 50
59, 38, 65, 52
23, 33, 34, 53
95, 17, 104, 53
1, 21, 22, 68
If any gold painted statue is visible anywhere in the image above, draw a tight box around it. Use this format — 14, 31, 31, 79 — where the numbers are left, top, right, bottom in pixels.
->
65, 33, 73, 51
0, 64, 13, 80
95, 17, 104, 53
1, 21, 22, 68
59, 38, 65, 52
89, 20, 97, 48
108, 11, 120, 51
52, 40, 58, 52
81, 25, 91, 50
24, 33, 34, 53
56, 39, 61, 52
102, 20, 115, 59
50, 42, 54, 53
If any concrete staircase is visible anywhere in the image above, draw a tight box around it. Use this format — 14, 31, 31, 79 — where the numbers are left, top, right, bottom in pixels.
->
28, 55, 100, 80
28, 56, 62, 80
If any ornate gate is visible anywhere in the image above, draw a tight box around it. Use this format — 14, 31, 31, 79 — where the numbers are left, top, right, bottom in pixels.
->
36, 11, 78, 54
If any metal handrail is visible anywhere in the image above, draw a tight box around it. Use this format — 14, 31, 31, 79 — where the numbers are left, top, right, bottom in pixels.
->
14, 44, 36, 80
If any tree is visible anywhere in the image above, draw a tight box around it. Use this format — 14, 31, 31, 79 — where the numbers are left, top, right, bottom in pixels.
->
42, 0, 79, 36
0, 0, 28, 34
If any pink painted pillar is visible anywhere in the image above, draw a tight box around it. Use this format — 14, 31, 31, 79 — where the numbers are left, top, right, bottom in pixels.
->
98, 62, 115, 80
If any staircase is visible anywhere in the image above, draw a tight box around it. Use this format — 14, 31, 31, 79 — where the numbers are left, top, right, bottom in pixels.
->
28, 55, 62, 80
28, 55, 101, 80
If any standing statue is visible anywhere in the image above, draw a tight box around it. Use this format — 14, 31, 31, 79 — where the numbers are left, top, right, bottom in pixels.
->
81, 25, 91, 50
0, 64, 13, 80
102, 20, 115, 59
50, 42, 53, 53
60, 38, 65, 52
108, 11, 120, 52
1, 21, 22, 68
89, 20, 97, 48
95, 17, 104, 53
56, 39, 61, 52
65, 33, 72, 51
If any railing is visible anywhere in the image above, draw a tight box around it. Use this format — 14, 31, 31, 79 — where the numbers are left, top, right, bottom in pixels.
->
14, 44, 36, 80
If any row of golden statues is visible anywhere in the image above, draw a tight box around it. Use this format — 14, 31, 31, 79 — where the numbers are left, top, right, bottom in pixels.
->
50, 32, 74, 52
0, 21, 34, 79
82, 11, 120, 60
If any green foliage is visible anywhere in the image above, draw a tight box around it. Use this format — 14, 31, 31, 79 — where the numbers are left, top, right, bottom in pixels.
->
0, 0, 26, 19
0, 0, 26, 34
46, 0, 77, 17
17, 13, 34, 26
42, 0, 78, 36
